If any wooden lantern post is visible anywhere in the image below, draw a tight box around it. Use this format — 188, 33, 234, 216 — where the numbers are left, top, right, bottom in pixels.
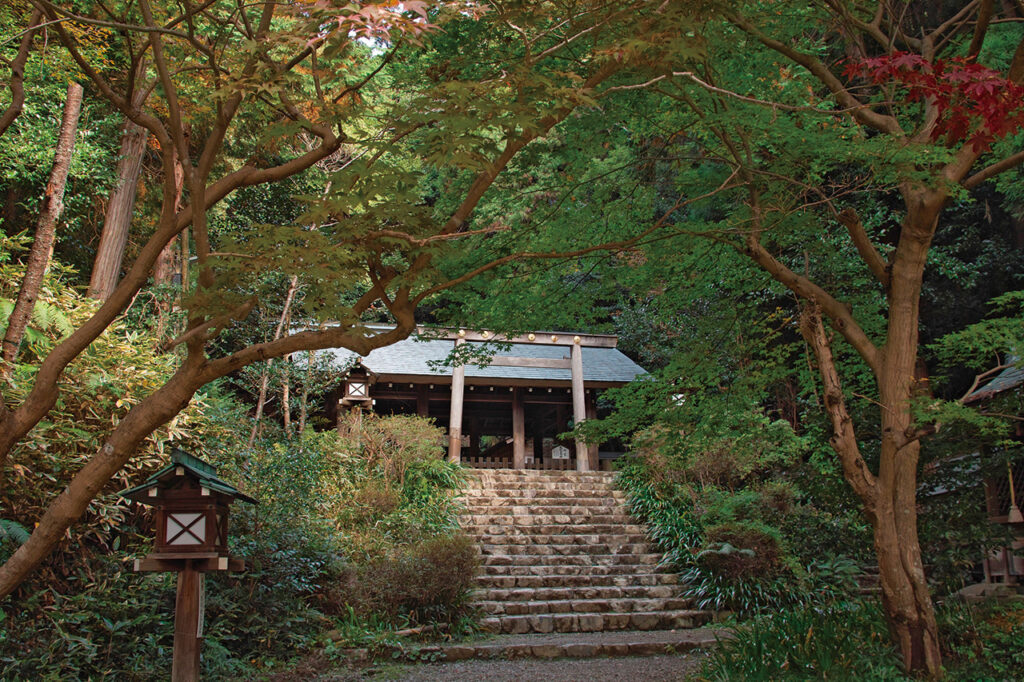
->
121, 449, 257, 682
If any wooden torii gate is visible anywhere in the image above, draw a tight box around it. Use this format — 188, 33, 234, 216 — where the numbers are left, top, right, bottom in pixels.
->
440, 329, 616, 472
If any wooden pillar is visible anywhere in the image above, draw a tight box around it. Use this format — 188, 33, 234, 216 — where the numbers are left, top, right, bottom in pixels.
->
571, 341, 589, 471
512, 388, 525, 470
586, 391, 599, 471
172, 564, 203, 682
416, 384, 428, 417
448, 337, 465, 463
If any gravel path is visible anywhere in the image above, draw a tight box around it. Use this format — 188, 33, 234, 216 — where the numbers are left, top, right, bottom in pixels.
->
360, 652, 709, 681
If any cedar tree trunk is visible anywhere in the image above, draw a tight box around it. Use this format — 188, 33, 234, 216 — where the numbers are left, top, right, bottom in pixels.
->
1, 82, 84, 370
88, 92, 149, 299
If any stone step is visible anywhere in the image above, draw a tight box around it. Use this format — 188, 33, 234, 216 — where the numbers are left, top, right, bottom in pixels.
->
343, 628, 725, 663
460, 501, 626, 512
463, 496, 625, 508
475, 573, 679, 589
474, 584, 680, 602
479, 609, 712, 634
462, 523, 647, 536
468, 484, 617, 492
470, 469, 616, 479
480, 563, 668, 578
479, 542, 654, 557
462, 513, 634, 526
477, 597, 694, 616
471, 533, 648, 547
463, 488, 627, 500
428, 628, 723, 661
480, 553, 662, 568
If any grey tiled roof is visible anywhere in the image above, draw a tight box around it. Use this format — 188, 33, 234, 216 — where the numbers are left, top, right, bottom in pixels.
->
322, 333, 647, 385
965, 360, 1024, 403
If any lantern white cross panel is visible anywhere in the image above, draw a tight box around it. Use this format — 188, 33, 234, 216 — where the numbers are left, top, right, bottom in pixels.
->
167, 512, 206, 545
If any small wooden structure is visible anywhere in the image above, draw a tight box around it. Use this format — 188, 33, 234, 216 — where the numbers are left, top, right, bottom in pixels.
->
121, 449, 256, 681
325, 327, 647, 471
964, 363, 1024, 584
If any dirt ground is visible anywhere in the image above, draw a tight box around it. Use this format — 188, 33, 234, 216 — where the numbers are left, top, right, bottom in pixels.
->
302, 651, 709, 682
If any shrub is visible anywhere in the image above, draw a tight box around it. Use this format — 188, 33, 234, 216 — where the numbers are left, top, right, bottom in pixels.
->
701, 600, 907, 681
700, 522, 783, 579
940, 597, 1024, 680
348, 533, 479, 625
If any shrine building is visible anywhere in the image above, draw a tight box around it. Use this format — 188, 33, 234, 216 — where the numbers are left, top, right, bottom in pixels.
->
322, 327, 647, 471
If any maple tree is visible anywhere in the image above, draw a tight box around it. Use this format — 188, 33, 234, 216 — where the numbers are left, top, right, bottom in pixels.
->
426, 2, 1024, 676
0, 0, 700, 599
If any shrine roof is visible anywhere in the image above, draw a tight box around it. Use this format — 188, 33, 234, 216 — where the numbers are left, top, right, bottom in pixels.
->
322, 327, 647, 386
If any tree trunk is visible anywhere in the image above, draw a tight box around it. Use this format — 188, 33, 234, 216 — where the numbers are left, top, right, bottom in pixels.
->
0, 9, 42, 138
282, 357, 291, 434
88, 80, 149, 300
298, 349, 313, 434
870, 191, 944, 677
1, 82, 84, 371
248, 275, 298, 446
153, 144, 186, 287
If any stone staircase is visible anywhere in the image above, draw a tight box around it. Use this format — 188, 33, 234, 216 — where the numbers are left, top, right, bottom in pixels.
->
461, 469, 713, 635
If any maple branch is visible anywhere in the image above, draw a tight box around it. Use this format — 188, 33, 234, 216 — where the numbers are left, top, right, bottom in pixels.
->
800, 303, 878, 506
161, 299, 256, 351
824, 0, 911, 53
962, 149, 1024, 189
836, 208, 890, 288
414, 170, 740, 303
960, 361, 1017, 403
929, 1, 982, 57
0, 8, 42, 138
728, 11, 904, 136
967, 0, 995, 59
670, 71, 881, 115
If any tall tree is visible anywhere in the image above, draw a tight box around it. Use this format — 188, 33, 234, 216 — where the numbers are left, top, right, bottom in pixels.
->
1, 81, 84, 370
0, 0, 700, 598
87, 61, 150, 300
430, 2, 1024, 675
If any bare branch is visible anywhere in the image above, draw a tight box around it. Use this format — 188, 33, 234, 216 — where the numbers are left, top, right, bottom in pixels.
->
0, 9, 42, 138
728, 11, 904, 136
836, 207, 890, 288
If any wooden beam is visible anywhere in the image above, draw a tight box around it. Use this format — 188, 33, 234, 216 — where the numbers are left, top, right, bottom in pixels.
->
421, 327, 617, 348
571, 342, 588, 471
512, 388, 525, 470
172, 566, 202, 682
416, 385, 428, 417
371, 374, 628, 390
489, 356, 571, 369
448, 337, 465, 463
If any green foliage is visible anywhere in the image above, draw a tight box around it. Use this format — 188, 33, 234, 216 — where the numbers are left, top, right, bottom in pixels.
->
616, 451, 866, 615
0, 556, 175, 680
941, 598, 1024, 680
0, 245, 239, 555
701, 600, 907, 681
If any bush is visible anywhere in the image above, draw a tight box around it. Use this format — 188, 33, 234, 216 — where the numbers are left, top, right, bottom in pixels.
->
348, 533, 479, 625
700, 522, 783, 579
940, 597, 1024, 680
701, 600, 907, 681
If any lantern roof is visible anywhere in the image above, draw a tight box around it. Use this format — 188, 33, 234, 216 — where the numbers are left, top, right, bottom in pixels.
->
120, 448, 257, 505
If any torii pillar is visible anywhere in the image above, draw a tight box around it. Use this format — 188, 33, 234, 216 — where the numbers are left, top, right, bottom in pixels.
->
571, 340, 589, 472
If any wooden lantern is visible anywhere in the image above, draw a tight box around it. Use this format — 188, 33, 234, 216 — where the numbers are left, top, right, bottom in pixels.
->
121, 449, 256, 682
122, 448, 256, 571
344, 367, 371, 402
